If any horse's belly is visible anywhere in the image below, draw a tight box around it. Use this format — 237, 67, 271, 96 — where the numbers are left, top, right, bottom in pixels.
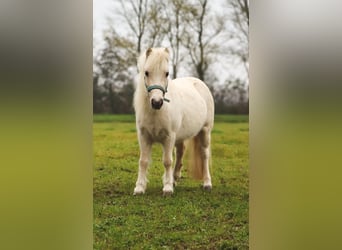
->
175, 111, 206, 142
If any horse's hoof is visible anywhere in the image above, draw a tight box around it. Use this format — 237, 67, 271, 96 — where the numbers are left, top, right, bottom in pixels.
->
133, 191, 144, 195
133, 186, 145, 195
163, 190, 173, 196
203, 185, 212, 191
162, 185, 174, 196
173, 174, 182, 181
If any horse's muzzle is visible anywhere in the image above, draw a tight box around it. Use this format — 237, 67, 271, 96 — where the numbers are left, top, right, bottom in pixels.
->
151, 99, 163, 110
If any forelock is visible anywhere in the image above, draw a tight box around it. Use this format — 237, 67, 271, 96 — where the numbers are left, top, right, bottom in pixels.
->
145, 48, 169, 71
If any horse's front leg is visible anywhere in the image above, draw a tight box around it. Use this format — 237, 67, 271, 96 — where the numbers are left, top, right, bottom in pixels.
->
134, 133, 151, 195
162, 134, 175, 195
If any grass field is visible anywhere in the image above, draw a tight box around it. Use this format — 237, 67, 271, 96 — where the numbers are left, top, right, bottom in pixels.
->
93, 114, 249, 249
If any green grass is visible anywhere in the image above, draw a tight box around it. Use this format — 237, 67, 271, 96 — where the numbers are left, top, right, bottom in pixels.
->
94, 114, 249, 249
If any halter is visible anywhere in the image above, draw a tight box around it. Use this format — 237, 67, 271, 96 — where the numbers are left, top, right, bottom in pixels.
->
144, 77, 170, 102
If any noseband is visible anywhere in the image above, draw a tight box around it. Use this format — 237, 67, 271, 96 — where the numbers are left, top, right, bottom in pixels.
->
144, 77, 170, 102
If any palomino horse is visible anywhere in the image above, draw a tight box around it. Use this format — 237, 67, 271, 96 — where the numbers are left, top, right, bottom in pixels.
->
133, 47, 214, 195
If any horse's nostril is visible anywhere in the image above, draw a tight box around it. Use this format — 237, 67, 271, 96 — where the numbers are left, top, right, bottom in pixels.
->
151, 99, 163, 109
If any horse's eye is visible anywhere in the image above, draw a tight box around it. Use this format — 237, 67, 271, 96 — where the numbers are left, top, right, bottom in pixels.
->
166, 72, 169, 77
145, 71, 149, 77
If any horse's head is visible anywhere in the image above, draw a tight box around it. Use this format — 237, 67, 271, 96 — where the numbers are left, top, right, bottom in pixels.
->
140, 47, 170, 110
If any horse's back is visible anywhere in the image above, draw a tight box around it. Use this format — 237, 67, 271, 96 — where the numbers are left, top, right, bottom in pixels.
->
171, 77, 214, 126
169, 77, 214, 142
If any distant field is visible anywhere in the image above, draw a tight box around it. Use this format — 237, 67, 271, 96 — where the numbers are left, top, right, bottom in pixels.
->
93, 114, 249, 249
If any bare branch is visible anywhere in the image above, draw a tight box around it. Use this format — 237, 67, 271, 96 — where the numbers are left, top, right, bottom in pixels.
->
119, 0, 138, 36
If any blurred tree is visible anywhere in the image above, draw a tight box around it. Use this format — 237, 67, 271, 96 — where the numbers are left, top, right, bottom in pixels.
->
226, 0, 249, 74
119, 0, 149, 54
94, 27, 136, 113
183, 0, 224, 85
93, 71, 105, 113
118, 0, 166, 56
214, 78, 248, 114
213, 0, 249, 113
93, 0, 249, 114
161, 0, 194, 79
146, 0, 166, 48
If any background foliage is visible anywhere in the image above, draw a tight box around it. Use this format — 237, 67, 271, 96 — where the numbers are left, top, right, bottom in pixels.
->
93, 0, 249, 114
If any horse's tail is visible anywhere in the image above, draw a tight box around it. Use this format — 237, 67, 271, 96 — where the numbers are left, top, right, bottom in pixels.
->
188, 134, 204, 180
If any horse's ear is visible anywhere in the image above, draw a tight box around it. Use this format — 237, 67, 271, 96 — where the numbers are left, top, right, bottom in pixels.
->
164, 48, 169, 54
146, 48, 152, 58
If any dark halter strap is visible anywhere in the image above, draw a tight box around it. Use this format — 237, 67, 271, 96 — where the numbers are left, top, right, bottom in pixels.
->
144, 77, 170, 102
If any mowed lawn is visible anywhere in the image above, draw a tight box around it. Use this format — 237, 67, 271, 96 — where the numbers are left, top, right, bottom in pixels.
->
93, 114, 249, 249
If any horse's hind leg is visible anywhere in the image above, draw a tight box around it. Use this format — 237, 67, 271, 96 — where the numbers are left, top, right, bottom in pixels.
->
199, 126, 212, 190
173, 141, 185, 183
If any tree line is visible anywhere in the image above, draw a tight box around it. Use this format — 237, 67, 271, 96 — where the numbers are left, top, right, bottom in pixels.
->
93, 0, 249, 114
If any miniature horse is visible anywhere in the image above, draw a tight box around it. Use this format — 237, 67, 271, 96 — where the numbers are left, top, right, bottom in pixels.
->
133, 47, 214, 195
